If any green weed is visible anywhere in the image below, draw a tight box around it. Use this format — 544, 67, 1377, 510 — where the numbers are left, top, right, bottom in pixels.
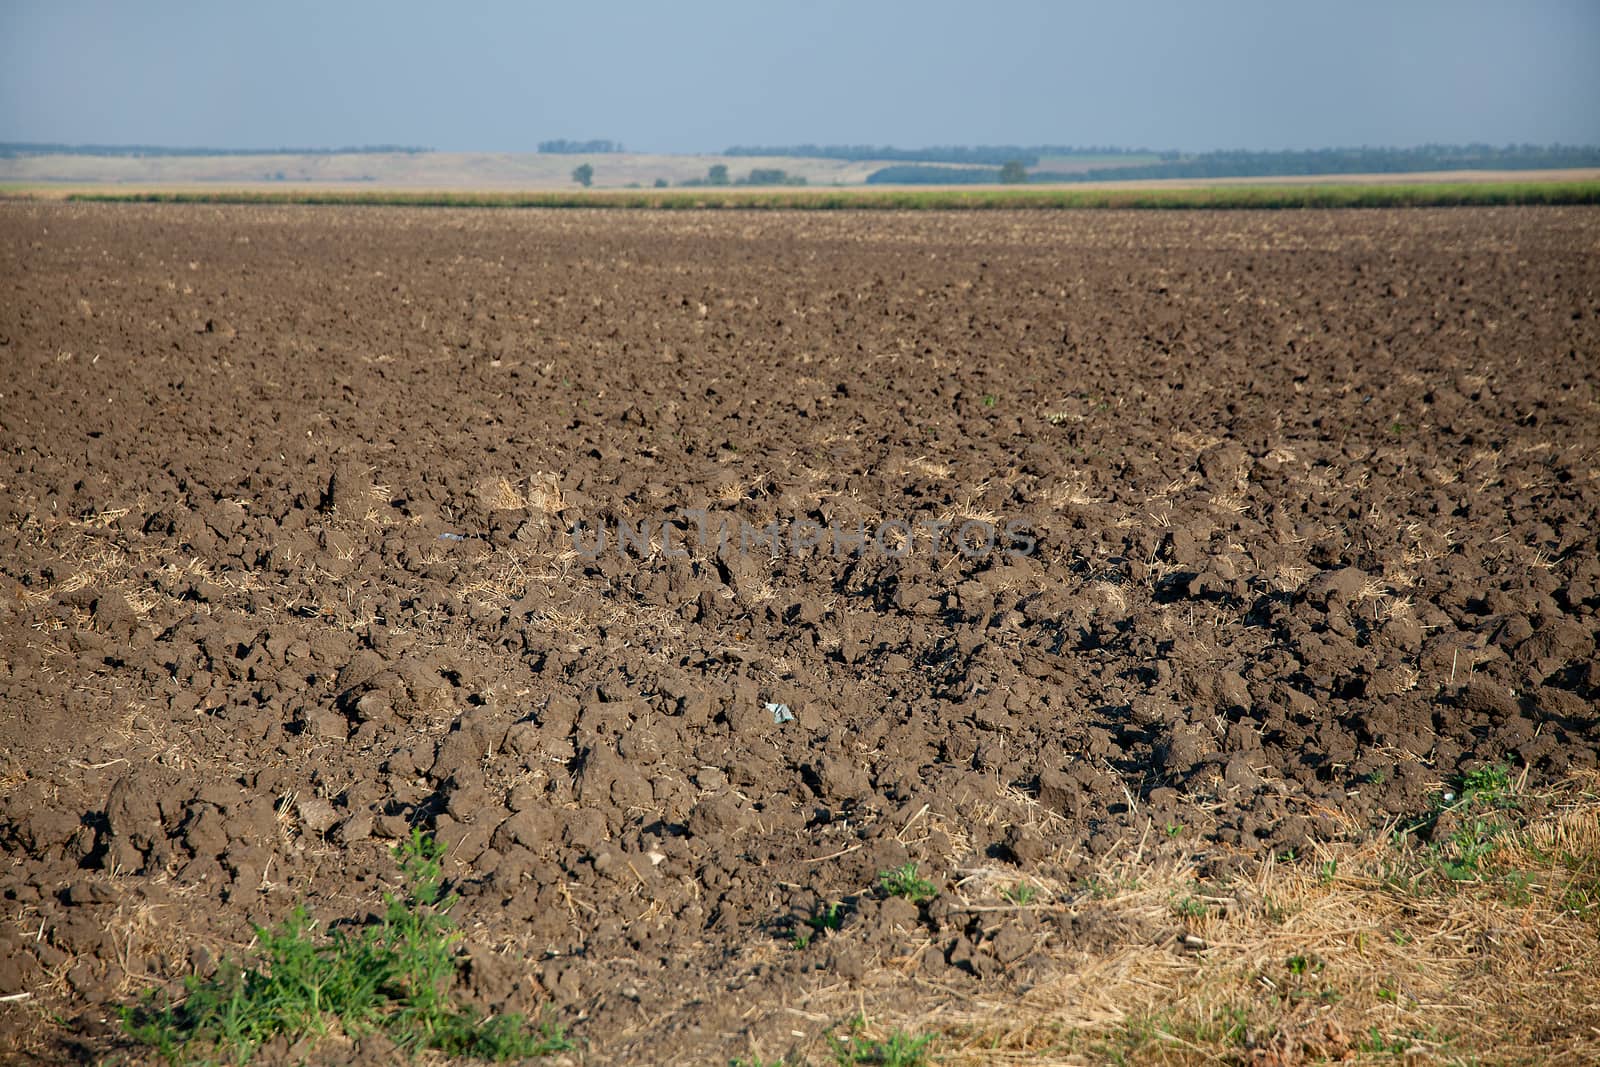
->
1391, 763, 1525, 886
1098, 1006, 1252, 1063
878, 864, 938, 905
1359, 1027, 1415, 1055
793, 902, 847, 949
1002, 882, 1039, 906
829, 1017, 935, 1066
1457, 764, 1517, 806
120, 830, 569, 1064
1555, 847, 1600, 920
1284, 953, 1322, 977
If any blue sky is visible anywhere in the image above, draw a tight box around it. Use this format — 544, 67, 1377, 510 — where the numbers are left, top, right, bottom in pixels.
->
3, 1, 1597, 152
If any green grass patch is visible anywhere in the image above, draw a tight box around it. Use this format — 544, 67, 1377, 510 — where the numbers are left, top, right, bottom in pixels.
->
1558, 848, 1600, 919
1383, 762, 1600, 911
45, 180, 1600, 210
829, 1017, 935, 1066
1096, 1006, 1254, 1063
877, 863, 938, 905
1391, 763, 1524, 887
121, 830, 569, 1064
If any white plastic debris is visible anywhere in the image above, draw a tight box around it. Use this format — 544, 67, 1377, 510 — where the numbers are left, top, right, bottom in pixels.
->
766, 702, 794, 724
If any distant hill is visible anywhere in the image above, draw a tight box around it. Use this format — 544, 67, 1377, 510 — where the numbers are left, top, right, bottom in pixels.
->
4, 142, 1596, 191
727, 144, 1156, 166
1035, 144, 1600, 182
864, 144, 1600, 184
0, 143, 430, 158
0, 150, 888, 189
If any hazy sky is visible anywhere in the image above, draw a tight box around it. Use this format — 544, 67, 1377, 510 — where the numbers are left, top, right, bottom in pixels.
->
3, 1, 1597, 153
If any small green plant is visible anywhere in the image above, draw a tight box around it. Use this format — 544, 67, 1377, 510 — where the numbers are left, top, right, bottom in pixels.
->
1003, 882, 1039, 905
1359, 1027, 1415, 1055
981, 394, 997, 407
1391, 763, 1525, 886
829, 1016, 935, 1066
878, 863, 938, 905
1099, 1007, 1252, 1061
1083, 877, 1114, 900
121, 830, 569, 1064
1260, 894, 1294, 923
1173, 896, 1207, 919
1164, 822, 1183, 838
1458, 763, 1516, 806
1285, 953, 1322, 977
793, 902, 847, 949
1440, 817, 1503, 880
1558, 849, 1600, 918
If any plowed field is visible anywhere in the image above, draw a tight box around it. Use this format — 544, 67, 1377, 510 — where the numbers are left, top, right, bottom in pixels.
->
2, 203, 1597, 1064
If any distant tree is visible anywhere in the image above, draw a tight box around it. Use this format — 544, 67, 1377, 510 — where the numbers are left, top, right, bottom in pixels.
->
540, 139, 622, 154
998, 160, 1028, 184
707, 163, 729, 185
572, 163, 594, 187
653, 177, 668, 188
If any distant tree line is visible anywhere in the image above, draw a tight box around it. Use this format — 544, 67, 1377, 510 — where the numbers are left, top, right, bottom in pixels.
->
861, 161, 1030, 184
868, 144, 1600, 185
741, 168, 807, 186
727, 144, 1155, 166
865, 165, 1009, 184
538, 139, 624, 154
1038, 144, 1600, 182
679, 164, 807, 187
0, 143, 431, 158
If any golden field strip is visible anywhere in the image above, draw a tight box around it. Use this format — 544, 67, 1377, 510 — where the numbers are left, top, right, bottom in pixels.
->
3, 178, 1598, 210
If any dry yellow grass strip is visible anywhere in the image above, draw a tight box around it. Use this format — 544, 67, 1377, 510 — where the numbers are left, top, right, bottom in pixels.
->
796, 774, 1600, 1066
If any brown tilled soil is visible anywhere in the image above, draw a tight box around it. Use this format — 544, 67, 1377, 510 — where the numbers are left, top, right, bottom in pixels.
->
1, 203, 1597, 1064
